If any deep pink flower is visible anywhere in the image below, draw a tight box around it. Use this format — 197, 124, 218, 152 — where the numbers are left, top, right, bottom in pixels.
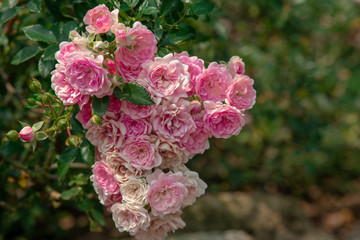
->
147, 170, 188, 216
195, 62, 232, 102
203, 101, 245, 139
91, 160, 120, 195
226, 74, 256, 110
120, 114, 151, 139
83, 4, 118, 34
19, 126, 34, 142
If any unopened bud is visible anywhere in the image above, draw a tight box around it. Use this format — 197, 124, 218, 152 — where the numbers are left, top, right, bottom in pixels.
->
27, 98, 37, 105
42, 93, 52, 105
67, 135, 80, 147
6, 130, 19, 141
57, 119, 68, 130
19, 126, 35, 142
29, 79, 42, 93
90, 115, 102, 126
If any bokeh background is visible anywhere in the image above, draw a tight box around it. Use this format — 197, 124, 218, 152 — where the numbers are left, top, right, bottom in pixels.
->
1, 0, 360, 239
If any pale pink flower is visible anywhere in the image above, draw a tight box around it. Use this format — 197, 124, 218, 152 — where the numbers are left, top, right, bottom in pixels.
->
83, 5, 119, 34
19, 126, 34, 142
105, 150, 143, 183
175, 51, 204, 95
135, 211, 186, 240
91, 161, 120, 196
228, 56, 245, 77
120, 114, 151, 139
141, 54, 189, 102
196, 62, 232, 102
86, 116, 126, 153
120, 177, 149, 206
69, 30, 88, 50
152, 99, 196, 142
111, 203, 150, 235
75, 100, 92, 129
111, 23, 131, 46
121, 99, 156, 120
65, 50, 112, 98
226, 74, 256, 110
121, 136, 162, 171
147, 169, 188, 216
158, 141, 189, 169
181, 110, 210, 158
175, 165, 207, 207
51, 65, 90, 108
55, 42, 79, 64
203, 101, 245, 139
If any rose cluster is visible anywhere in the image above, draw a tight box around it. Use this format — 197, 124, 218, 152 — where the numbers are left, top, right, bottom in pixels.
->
51, 4, 256, 240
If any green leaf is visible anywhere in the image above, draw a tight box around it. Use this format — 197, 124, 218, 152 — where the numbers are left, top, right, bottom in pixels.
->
80, 138, 95, 165
163, 32, 193, 45
35, 132, 48, 141
61, 21, 77, 41
90, 209, 105, 226
0, 6, 21, 23
38, 55, 55, 78
27, 0, 42, 13
154, 18, 163, 41
43, 44, 59, 60
92, 96, 110, 117
120, 4, 131, 11
138, 0, 159, 16
30, 139, 37, 152
57, 147, 79, 182
23, 24, 57, 43
0, 0, 19, 12
19, 121, 30, 127
190, 1, 215, 15
61, 187, 82, 200
70, 110, 84, 133
32, 121, 44, 131
124, 0, 139, 8
11, 46, 41, 65
114, 83, 155, 105
160, 0, 180, 17
156, 47, 171, 57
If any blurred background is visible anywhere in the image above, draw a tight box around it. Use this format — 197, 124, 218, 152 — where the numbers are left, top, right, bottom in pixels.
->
1, 0, 360, 239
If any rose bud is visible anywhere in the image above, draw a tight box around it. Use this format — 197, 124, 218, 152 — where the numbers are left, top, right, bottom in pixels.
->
6, 130, 19, 141
19, 126, 35, 142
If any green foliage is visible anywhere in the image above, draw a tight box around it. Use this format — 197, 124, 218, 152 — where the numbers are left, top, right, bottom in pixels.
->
92, 96, 110, 117
113, 82, 155, 105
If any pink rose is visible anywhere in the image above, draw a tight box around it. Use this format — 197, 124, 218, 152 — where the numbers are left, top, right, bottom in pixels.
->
51, 65, 90, 108
121, 136, 162, 171
158, 141, 189, 169
135, 211, 186, 240
175, 51, 204, 95
105, 150, 144, 183
121, 99, 156, 120
141, 54, 190, 102
19, 126, 34, 142
181, 110, 210, 158
91, 175, 122, 211
83, 4, 119, 34
152, 99, 196, 142
75, 100, 92, 129
55, 42, 79, 64
147, 169, 188, 216
226, 74, 256, 110
111, 203, 151, 235
120, 114, 151, 139
228, 56, 245, 77
111, 23, 131, 46
115, 22, 157, 77
203, 101, 245, 139
105, 95, 122, 120
91, 161, 120, 195
86, 116, 126, 153
195, 62, 232, 102
175, 165, 207, 207
65, 51, 112, 98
